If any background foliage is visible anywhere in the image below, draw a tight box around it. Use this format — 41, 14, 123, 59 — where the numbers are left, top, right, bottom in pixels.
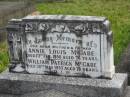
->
0, 42, 8, 72
37, 0, 130, 64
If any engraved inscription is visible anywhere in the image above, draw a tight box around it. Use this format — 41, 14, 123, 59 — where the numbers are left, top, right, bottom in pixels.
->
25, 23, 101, 77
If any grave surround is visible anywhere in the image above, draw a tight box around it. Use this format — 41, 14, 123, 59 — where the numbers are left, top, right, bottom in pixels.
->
1, 15, 127, 97
0, 72, 128, 97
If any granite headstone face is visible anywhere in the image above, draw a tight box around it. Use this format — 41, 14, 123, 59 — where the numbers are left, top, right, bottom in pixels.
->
6, 15, 115, 78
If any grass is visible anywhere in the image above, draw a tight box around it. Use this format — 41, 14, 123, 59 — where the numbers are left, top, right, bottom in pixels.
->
37, 0, 130, 64
0, 41, 9, 72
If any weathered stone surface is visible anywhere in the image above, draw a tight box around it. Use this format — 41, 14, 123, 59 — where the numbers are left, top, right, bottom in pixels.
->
22, 89, 75, 97
6, 15, 115, 78
125, 87, 130, 97
0, 94, 17, 97
0, 71, 127, 97
1, 87, 130, 97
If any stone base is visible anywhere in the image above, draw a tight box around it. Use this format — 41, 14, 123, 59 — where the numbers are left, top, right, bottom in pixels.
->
0, 71, 128, 97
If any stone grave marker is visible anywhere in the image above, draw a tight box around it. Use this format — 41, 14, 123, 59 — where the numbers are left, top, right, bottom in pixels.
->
7, 15, 115, 78
1, 15, 127, 97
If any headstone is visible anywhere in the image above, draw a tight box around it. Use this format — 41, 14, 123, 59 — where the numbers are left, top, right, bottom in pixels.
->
1, 15, 127, 97
7, 15, 115, 78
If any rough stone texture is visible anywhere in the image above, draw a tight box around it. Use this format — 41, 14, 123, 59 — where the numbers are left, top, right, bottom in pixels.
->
1, 87, 130, 97
0, 94, 17, 97
0, 71, 127, 97
125, 87, 130, 97
22, 90, 76, 97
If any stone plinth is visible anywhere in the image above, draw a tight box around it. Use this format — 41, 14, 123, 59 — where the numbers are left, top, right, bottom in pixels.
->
0, 71, 127, 97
